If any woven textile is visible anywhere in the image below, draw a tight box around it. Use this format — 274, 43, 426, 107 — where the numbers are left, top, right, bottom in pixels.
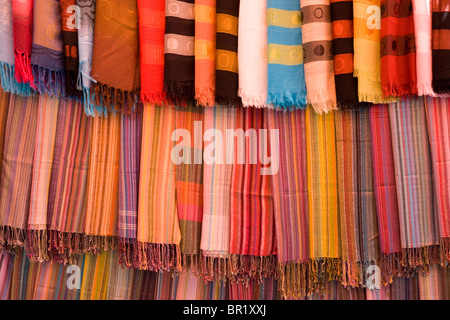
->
431, 0, 450, 94
418, 264, 444, 300
0, 252, 14, 300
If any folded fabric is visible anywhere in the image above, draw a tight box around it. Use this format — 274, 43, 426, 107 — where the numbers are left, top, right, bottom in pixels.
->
431, 0, 450, 94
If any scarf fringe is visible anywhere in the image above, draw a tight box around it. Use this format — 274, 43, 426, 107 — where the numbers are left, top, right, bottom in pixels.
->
64, 70, 82, 99
164, 81, 195, 106
32, 65, 66, 97
180, 253, 201, 276
118, 237, 139, 268
229, 254, 277, 282
201, 253, 229, 282
440, 237, 450, 265
337, 100, 365, 110
267, 91, 307, 110
382, 82, 417, 97
417, 82, 436, 97
0, 225, 27, 252
310, 258, 342, 291
353, 67, 380, 82
401, 245, 441, 273
238, 89, 270, 108
277, 261, 311, 299
341, 260, 380, 288
195, 87, 215, 107
14, 50, 34, 85
141, 90, 166, 106
381, 252, 404, 285
215, 95, 242, 107
135, 242, 182, 272
26, 228, 49, 262
358, 92, 397, 104
82, 234, 117, 255
307, 93, 338, 114
92, 82, 138, 115
0, 62, 34, 95
432, 78, 450, 95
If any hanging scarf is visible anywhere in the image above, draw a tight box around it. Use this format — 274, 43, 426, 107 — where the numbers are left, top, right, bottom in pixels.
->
215, 0, 240, 106
60, 0, 80, 98
77, 0, 96, 115
201, 106, 236, 280
174, 106, 204, 271
0, 0, 33, 95
91, 0, 140, 114
412, 0, 435, 96
164, 0, 195, 105
267, 0, 307, 110
27, 94, 60, 262
0, 94, 38, 252
118, 104, 142, 267
431, 0, 450, 94
12, 0, 34, 86
195, 0, 216, 107
369, 104, 402, 284
0, 88, 10, 185
380, 0, 417, 97
300, 0, 337, 113
137, 104, 181, 271
389, 97, 440, 271
305, 107, 341, 286
424, 97, 450, 265
330, 0, 359, 108
80, 250, 109, 300
266, 108, 310, 298
353, 0, 396, 103
31, 0, 65, 97
84, 113, 120, 253
0, 252, 14, 300
138, 0, 165, 104
418, 264, 444, 300
237, 0, 268, 108
335, 109, 380, 287
229, 108, 277, 281
47, 98, 92, 262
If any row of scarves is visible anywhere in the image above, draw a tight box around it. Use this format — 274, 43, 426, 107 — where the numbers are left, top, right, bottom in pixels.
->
0, 87, 449, 298
0, 248, 449, 300
0, 0, 449, 116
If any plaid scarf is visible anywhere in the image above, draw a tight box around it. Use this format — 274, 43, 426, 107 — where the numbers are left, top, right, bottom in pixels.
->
267, 0, 307, 110
195, 0, 216, 107
237, 0, 268, 108
164, 0, 195, 105
91, 0, 140, 115
380, 0, 417, 97
31, 0, 65, 97
330, 0, 359, 108
301, 0, 337, 113
215, 0, 240, 106
138, 0, 166, 105
431, 0, 450, 94
12, 0, 34, 87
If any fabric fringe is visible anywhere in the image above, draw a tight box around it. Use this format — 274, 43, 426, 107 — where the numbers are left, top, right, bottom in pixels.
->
140, 90, 166, 106
353, 67, 380, 82
215, 96, 242, 108
310, 258, 342, 292
118, 237, 139, 268
382, 82, 417, 97
32, 65, 66, 97
26, 229, 49, 262
0, 62, 34, 95
417, 82, 436, 97
164, 81, 195, 106
14, 50, 34, 85
432, 78, 450, 95
134, 242, 182, 272
277, 261, 311, 299
341, 260, 381, 288
337, 100, 365, 110
0, 225, 27, 252
267, 91, 307, 110
238, 89, 269, 108
195, 87, 215, 107
201, 253, 229, 282
92, 81, 138, 115
180, 253, 201, 275
64, 70, 82, 100
380, 252, 404, 285
358, 92, 397, 104
440, 237, 450, 265
81, 234, 117, 255
229, 254, 277, 282
401, 246, 441, 271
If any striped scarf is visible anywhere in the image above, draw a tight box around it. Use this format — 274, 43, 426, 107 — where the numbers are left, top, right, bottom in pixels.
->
301, 0, 337, 113
266, 108, 310, 298
230, 108, 277, 281
195, 0, 216, 107
0, 252, 14, 300
215, 0, 240, 106
47, 98, 92, 262
0, 88, 10, 184
91, 0, 140, 114
369, 104, 402, 283
0, 94, 38, 252
174, 106, 204, 271
267, 0, 307, 110
412, 0, 435, 96
84, 113, 120, 253
27, 94, 59, 262
335, 109, 380, 287
164, 0, 195, 105
31, 0, 65, 97
305, 107, 341, 285
424, 97, 450, 264
137, 104, 181, 271
380, 0, 417, 97
330, 0, 359, 108
201, 106, 236, 280
431, 0, 450, 94
118, 104, 142, 267
76, 0, 96, 115
389, 97, 440, 270
138, 0, 166, 104
237, 0, 268, 108
418, 264, 445, 300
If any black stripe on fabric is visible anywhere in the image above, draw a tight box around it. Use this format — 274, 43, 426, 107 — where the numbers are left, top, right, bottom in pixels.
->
330, 1, 353, 22
334, 73, 358, 106
178, 0, 195, 4
216, 33, 238, 52
164, 54, 195, 81
332, 37, 354, 55
165, 17, 195, 37
216, 0, 240, 16
216, 70, 240, 105
432, 12, 450, 30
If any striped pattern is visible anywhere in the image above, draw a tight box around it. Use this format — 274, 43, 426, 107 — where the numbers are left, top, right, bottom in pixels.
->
137, 104, 181, 271
267, 0, 307, 109
418, 264, 444, 300
0, 89, 10, 195
0, 252, 14, 300
301, 0, 337, 113
195, 0, 216, 106
431, 0, 450, 94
